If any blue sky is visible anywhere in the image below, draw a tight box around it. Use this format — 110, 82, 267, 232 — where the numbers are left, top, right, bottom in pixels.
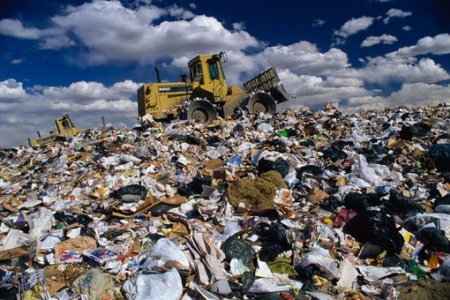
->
0, 0, 449, 147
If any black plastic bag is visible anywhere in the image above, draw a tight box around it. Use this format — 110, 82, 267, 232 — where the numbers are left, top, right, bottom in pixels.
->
296, 165, 323, 179
343, 210, 404, 254
429, 144, 450, 172
322, 147, 347, 162
255, 223, 292, 262
257, 157, 290, 178
435, 194, 450, 208
399, 123, 431, 140
344, 192, 382, 212
387, 189, 425, 219
178, 177, 211, 196
320, 196, 342, 212
417, 227, 450, 252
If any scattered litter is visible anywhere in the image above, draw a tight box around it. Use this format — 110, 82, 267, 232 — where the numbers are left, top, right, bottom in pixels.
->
0, 103, 449, 299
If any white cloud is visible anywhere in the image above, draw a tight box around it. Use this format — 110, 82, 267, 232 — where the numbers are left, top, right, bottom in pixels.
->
333, 16, 374, 45
384, 82, 450, 106
39, 35, 75, 50
0, 79, 27, 102
343, 82, 450, 112
167, 5, 195, 19
0, 19, 42, 39
383, 8, 412, 24
335, 16, 374, 39
254, 42, 350, 76
349, 56, 449, 84
402, 25, 412, 31
50, 0, 259, 64
232, 22, 245, 31
277, 69, 370, 109
312, 19, 326, 27
389, 33, 450, 57
0, 78, 140, 147
10, 58, 23, 64
0, 0, 259, 61
361, 34, 397, 47
0, 19, 74, 50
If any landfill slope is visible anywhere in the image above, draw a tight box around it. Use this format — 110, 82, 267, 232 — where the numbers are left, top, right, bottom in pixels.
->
0, 103, 449, 299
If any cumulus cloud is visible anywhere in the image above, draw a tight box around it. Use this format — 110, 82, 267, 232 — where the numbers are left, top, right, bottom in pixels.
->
232, 22, 245, 31
277, 69, 370, 109
384, 82, 450, 106
0, 79, 27, 102
312, 19, 326, 27
0, 19, 42, 39
388, 33, 450, 57
383, 8, 412, 24
349, 56, 449, 84
335, 16, 374, 38
334, 16, 374, 45
361, 34, 397, 47
39, 35, 75, 50
0, 79, 140, 147
0, 0, 259, 62
0, 19, 74, 50
55, 1, 257, 64
343, 83, 450, 112
253, 42, 350, 75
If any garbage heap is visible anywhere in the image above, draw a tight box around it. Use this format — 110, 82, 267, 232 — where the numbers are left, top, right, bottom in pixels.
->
0, 104, 449, 300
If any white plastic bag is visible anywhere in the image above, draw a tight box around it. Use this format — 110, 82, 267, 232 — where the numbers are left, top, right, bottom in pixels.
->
122, 268, 183, 300
298, 247, 338, 279
142, 238, 190, 271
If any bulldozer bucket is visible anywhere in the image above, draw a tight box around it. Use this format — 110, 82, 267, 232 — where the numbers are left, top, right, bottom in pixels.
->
270, 84, 294, 103
187, 100, 218, 122
247, 93, 276, 115
243, 67, 294, 104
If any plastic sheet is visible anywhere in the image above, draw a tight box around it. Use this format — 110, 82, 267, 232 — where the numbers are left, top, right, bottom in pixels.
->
122, 268, 182, 300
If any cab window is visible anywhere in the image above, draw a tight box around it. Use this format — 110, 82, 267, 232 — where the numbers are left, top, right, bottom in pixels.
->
61, 120, 70, 129
208, 61, 220, 80
192, 63, 203, 82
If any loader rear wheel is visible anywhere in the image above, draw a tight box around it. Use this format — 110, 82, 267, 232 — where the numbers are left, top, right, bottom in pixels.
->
248, 93, 276, 115
187, 100, 218, 123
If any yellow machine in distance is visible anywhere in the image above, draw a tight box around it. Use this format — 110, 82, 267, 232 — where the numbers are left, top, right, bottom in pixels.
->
28, 114, 83, 147
137, 52, 293, 122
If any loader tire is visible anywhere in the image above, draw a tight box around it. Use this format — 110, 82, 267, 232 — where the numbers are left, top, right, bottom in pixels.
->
248, 93, 276, 115
187, 100, 218, 123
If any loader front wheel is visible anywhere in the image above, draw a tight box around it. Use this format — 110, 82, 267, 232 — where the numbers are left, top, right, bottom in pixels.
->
187, 100, 218, 123
248, 93, 276, 115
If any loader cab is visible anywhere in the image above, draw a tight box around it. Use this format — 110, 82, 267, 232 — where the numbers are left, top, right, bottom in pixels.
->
54, 115, 83, 136
188, 53, 228, 102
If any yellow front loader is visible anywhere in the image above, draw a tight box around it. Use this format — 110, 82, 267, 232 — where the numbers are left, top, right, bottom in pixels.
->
28, 114, 83, 147
137, 52, 293, 123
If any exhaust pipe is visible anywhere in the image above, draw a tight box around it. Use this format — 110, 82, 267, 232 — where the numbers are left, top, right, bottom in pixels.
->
154, 67, 161, 83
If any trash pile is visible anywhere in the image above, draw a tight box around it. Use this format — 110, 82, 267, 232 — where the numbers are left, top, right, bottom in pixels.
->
0, 103, 449, 300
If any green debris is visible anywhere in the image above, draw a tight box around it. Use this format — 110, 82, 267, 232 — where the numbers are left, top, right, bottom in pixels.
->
408, 260, 427, 279
268, 257, 298, 277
